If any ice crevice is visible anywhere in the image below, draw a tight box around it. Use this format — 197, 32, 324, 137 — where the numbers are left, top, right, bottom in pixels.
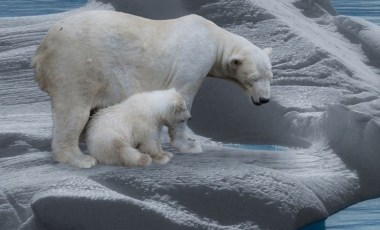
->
0, 189, 22, 229
334, 16, 380, 66
30, 176, 250, 230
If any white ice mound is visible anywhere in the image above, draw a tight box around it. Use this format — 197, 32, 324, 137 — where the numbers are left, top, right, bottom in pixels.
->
30, 172, 324, 230
30, 177, 217, 230
4, 144, 356, 230
334, 15, 380, 63
28, 148, 333, 230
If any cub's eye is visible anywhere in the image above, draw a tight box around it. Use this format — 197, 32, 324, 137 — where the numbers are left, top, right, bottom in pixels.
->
244, 81, 253, 87
176, 107, 186, 113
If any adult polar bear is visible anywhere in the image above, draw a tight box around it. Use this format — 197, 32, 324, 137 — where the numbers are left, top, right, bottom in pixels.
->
32, 10, 273, 168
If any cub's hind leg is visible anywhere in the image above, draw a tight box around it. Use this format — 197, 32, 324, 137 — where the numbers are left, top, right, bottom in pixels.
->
117, 143, 152, 167
139, 139, 173, 165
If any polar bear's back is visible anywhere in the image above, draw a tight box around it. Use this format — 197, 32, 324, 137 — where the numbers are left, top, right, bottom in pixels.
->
56, 10, 156, 39
32, 10, 216, 106
43, 10, 211, 48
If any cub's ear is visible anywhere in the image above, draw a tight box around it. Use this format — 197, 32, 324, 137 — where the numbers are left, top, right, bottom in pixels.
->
168, 88, 177, 93
263, 47, 272, 58
169, 101, 178, 113
229, 56, 244, 70
169, 97, 182, 112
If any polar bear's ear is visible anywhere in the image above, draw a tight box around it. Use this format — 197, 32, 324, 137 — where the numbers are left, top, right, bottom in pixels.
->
263, 47, 272, 58
229, 56, 244, 69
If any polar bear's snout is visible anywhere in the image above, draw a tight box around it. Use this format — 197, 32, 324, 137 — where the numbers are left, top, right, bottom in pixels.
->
248, 78, 271, 106
251, 97, 270, 106
259, 97, 270, 104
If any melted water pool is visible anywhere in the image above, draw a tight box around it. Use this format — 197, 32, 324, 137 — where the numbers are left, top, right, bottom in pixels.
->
0, 0, 87, 17
224, 144, 289, 151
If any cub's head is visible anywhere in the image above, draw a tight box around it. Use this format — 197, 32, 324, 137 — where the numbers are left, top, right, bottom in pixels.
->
165, 89, 192, 125
228, 46, 273, 106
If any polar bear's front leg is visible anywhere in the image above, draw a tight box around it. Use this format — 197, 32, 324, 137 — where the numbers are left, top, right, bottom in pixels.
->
169, 122, 203, 153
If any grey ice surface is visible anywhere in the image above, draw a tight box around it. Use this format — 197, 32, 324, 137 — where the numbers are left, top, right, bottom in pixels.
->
0, 0, 380, 229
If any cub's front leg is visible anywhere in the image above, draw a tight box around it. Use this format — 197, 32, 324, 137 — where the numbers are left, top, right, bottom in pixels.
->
169, 122, 202, 153
139, 137, 173, 165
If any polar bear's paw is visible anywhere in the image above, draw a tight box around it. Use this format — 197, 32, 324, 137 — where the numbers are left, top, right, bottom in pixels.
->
137, 153, 152, 167
54, 152, 97, 169
72, 154, 97, 168
172, 138, 203, 154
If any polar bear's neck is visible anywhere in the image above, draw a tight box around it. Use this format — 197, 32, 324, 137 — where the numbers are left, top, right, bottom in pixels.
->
209, 28, 251, 81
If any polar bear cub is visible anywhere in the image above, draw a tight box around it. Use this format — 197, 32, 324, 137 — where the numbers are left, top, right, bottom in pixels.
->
86, 89, 192, 167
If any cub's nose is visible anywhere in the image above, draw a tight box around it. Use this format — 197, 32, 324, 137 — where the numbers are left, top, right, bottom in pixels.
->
259, 97, 270, 104
188, 116, 192, 121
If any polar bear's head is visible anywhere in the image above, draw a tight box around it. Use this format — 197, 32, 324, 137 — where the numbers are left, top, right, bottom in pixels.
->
163, 89, 192, 125
229, 46, 273, 106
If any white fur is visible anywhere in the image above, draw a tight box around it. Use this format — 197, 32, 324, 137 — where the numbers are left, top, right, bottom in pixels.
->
86, 89, 190, 167
32, 11, 272, 168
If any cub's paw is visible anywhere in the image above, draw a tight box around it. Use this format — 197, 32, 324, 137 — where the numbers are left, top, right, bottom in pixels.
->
163, 151, 173, 159
137, 153, 152, 167
152, 153, 171, 165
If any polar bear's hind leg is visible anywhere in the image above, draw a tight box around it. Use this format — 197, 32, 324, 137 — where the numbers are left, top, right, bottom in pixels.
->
51, 93, 97, 168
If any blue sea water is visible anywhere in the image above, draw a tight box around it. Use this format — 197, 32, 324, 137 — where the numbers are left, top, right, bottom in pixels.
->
332, 0, 380, 25
0, 0, 87, 17
302, 198, 380, 230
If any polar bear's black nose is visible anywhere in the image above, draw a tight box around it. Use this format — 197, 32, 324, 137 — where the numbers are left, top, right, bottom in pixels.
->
188, 116, 192, 121
259, 97, 270, 104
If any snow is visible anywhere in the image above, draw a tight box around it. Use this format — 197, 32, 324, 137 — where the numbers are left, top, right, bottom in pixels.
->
0, 0, 379, 229
334, 15, 380, 64
1, 144, 356, 230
